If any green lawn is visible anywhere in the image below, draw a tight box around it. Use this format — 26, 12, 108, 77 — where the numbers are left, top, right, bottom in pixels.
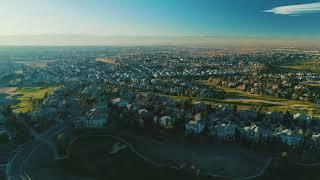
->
12, 86, 57, 113
60, 136, 210, 180
275, 58, 320, 74
59, 136, 320, 180
157, 81, 320, 118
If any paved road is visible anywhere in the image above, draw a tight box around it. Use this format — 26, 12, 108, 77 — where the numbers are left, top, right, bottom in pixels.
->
7, 141, 37, 180
6, 125, 63, 180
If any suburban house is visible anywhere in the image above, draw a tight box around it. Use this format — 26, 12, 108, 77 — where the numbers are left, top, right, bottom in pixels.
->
211, 122, 236, 141
265, 112, 284, 122
75, 102, 108, 128
111, 98, 129, 108
138, 109, 148, 115
239, 110, 258, 121
241, 125, 260, 143
278, 129, 304, 147
185, 114, 205, 134
311, 134, 320, 146
185, 120, 205, 134
159, 116, 174, 128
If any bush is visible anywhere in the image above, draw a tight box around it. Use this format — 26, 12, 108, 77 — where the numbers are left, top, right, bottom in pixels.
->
0, 132, 9, 142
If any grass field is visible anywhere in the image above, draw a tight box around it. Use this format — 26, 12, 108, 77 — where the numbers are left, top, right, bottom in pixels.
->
277, 65, 320, 73
276, 58, 320, 73
157, 81, 320, 118
214, 84, 320, 118
12, 86, 57, 113
279, 65, 306, 70
61, 136, 211, 180
60, 135, 320, 180
96, 57, 118, 64
301, 81, 320, 87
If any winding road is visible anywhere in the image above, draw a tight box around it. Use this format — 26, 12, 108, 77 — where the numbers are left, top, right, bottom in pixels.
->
6, 125, 64, 180
8, 130, 318, 180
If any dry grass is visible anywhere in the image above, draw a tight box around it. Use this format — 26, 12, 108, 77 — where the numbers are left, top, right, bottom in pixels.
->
96, 57, 118, 65
280, 66, 306, 71
0, 87, 19, 97
177, 80, 320, 118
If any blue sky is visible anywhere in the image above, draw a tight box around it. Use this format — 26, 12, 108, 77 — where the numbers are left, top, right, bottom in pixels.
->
0, 0, 320, 38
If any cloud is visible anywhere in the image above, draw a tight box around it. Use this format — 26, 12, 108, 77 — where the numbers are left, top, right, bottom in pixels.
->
263, 2, 320, 15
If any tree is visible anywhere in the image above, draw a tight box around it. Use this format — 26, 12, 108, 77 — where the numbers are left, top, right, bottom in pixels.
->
57, 132, 67, 155
1, 104, 13, 117
182, 98, 192, 110
43, 91, 49, 99
7, 118, 30, 144
283, 109, 293, 126
304, 129, 313, 139
0, 132, 9, 143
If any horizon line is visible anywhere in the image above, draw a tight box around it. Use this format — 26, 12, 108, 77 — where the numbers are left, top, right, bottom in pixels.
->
0, 34, 320, 39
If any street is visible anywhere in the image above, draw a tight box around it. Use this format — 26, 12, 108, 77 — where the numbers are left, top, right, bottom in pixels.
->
6, 125, 64, 180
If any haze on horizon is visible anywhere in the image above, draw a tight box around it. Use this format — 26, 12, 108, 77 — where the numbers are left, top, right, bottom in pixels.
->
0, 0, 320, 47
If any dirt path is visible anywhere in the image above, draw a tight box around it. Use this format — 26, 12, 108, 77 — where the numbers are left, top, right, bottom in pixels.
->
0, 87, 18, 97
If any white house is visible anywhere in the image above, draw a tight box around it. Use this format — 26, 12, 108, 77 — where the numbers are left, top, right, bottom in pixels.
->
159, 116, 174, 128
76, 103, 108, 128
242, 125, 260, 142
138, 109, 148, 115
211, 122, 236, 141
111, 98, 129, 108
278, 129, 303, 147
311, 134, 320, 146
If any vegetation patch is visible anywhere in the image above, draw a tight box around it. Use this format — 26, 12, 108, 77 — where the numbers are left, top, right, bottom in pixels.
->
96, 57, 118, 65
12, 86, 57, 113
60, 136, 209, 180
198, 81, 320, 118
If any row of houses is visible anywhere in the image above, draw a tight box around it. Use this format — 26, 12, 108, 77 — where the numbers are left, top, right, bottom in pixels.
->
74, 102, 108, 128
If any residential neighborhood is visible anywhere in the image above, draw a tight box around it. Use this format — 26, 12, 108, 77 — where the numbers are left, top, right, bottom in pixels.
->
0, 46, 320, 180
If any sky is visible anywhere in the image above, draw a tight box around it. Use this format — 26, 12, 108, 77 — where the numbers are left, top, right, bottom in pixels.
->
0, 0, 320, 46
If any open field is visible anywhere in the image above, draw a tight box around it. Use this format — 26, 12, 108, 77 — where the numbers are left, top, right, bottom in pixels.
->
96, 57, 118, 64
276, 65, 320, 73
0, 87, 19, 97
275, 58, 320, 73
151, 81, 320, 118
203, 81, 320, 118
12, 87, 57, 113
160, 91, 320, 118
155, 92, 320, 118
301, 81, 320, 87
279, 65, 307, 71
